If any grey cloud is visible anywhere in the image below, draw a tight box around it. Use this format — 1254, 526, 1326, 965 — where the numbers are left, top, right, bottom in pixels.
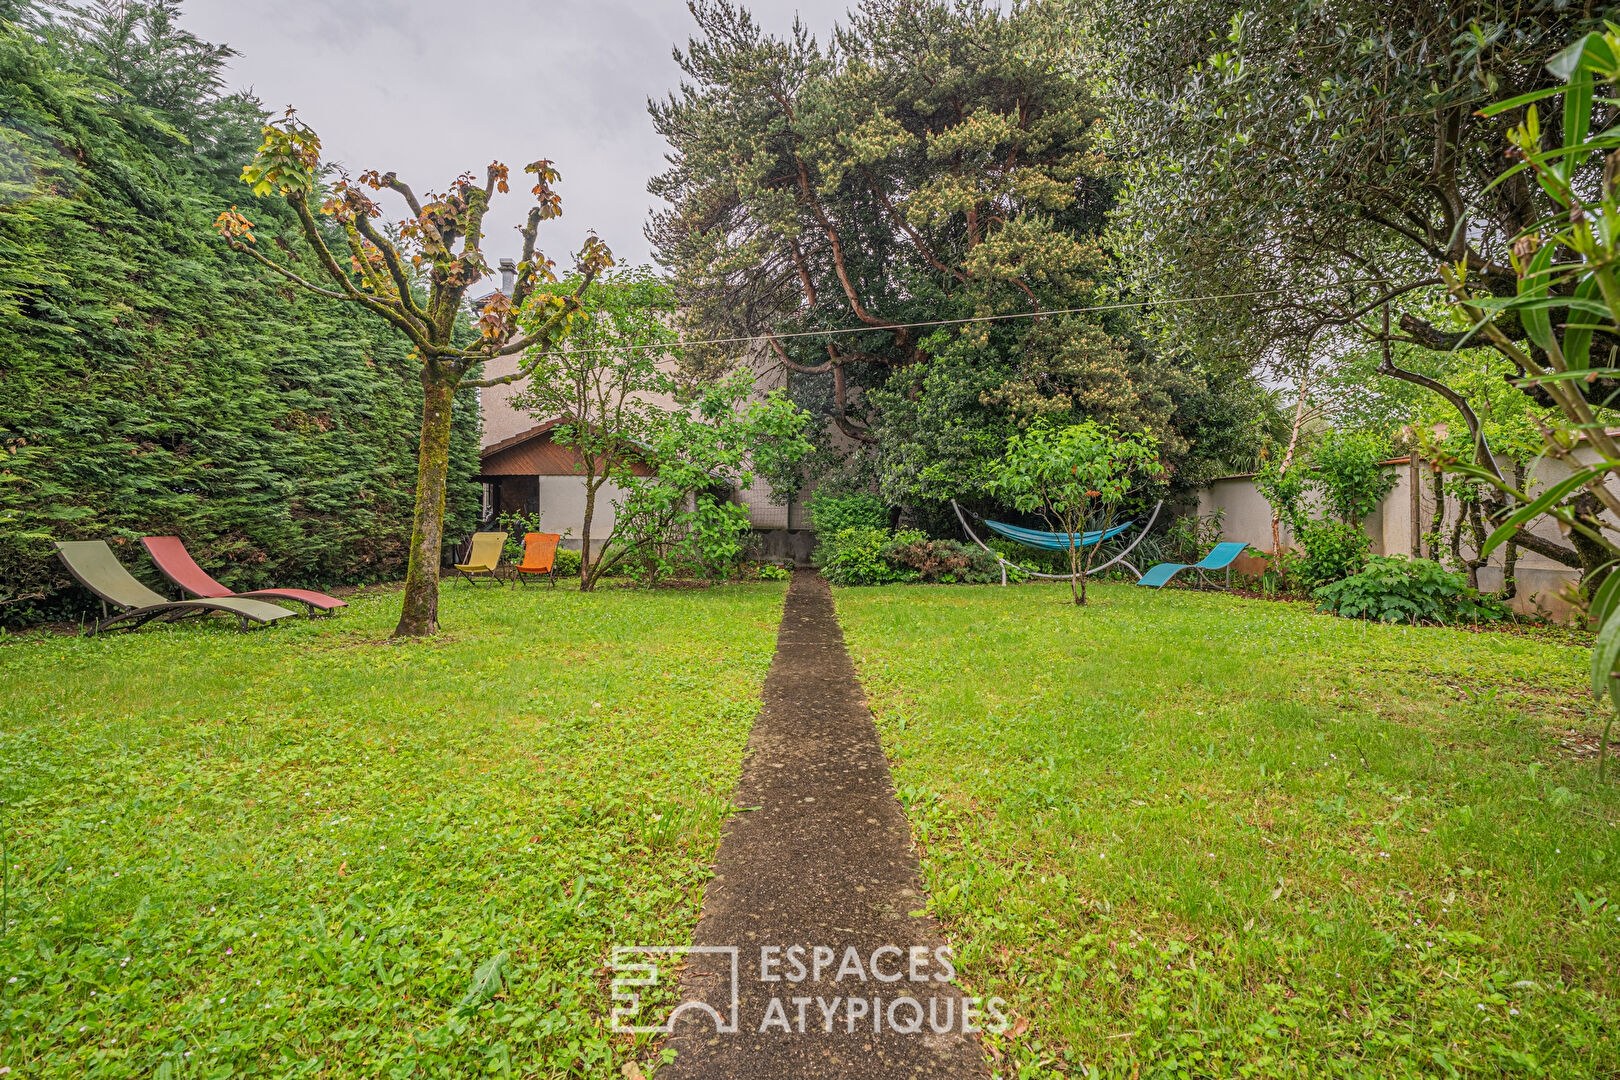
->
184, 0, 847, 269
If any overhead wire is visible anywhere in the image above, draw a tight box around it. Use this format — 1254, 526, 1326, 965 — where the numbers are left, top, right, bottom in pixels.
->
539, 276, 1417, 358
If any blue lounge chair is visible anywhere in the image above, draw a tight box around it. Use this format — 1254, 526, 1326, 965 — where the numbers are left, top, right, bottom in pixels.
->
1137, 541, 1251, 590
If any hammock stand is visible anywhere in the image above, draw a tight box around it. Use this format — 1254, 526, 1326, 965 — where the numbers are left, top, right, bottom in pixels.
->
951, 499, 1163, 587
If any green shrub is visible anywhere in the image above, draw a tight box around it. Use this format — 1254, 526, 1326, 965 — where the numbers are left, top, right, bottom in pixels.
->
881, 535, 1001, 584
1293, 519, 1371, 591
1314, 555, 1508, 625
808, 491, 889, 536
1163, 509, 1226, 564
554, 547, 583, 579
756, 562, 791, 581
817, 526, 919, 586
1310, 430, 1399, 524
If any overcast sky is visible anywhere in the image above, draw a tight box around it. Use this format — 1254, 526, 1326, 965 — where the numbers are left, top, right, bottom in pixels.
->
183, 1, 854, 272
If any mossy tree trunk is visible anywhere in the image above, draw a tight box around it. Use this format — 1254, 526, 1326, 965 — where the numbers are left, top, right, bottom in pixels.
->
396, 372, 456, 637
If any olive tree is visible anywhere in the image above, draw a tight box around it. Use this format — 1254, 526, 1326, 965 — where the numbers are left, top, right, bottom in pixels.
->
1091, 0, 1615, 578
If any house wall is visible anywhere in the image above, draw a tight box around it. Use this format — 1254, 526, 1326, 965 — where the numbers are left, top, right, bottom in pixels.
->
1198, 478, 1293, 551
533, 475, 632, 552
478, 354, 531, 450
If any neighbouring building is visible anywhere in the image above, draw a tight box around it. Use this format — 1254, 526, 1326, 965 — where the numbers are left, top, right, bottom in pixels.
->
471, 263, 806, 555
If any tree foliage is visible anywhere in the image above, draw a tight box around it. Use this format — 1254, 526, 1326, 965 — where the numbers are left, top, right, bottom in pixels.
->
511, 268, 676, 590
611, 377, 812, 586
0, 4, 481, 626
1092, 0, 1617, 576
650, 0, 1266, 517
513, 271, 813, 589
988, 419, 1162, 603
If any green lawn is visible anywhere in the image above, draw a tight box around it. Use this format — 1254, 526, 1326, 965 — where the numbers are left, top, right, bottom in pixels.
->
0, 581, 785, 1079
835, 583, 1620, 1080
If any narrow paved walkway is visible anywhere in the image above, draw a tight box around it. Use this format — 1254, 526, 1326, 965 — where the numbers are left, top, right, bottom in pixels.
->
661, 572, 987, 1079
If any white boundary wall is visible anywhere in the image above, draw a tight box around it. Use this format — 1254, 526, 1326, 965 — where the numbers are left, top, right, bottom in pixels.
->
1196, 455, 1616, 621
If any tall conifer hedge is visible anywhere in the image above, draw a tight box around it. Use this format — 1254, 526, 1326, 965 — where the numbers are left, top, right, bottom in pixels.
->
0, 11, 481, 625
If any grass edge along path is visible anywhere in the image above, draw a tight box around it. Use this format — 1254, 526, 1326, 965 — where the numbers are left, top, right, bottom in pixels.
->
0, 581, 786, 1079
834, 582, 1620, 1080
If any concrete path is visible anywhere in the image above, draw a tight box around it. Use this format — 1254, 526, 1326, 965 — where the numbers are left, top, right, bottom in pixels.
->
659, 572, 989, 1080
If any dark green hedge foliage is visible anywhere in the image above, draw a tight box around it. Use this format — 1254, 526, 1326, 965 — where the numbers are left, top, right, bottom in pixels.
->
806, 491, 889, 536
0, 21, 480, 625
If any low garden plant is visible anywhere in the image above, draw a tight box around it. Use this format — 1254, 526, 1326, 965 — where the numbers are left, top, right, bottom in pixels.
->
816, 526, 1000, 586
816, 526, 918, 586
1315, 555, 1509, 625
1291, 518, 1374, 593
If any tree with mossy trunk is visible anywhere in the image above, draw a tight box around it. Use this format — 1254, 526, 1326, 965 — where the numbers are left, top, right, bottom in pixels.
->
214, 111, 613, 636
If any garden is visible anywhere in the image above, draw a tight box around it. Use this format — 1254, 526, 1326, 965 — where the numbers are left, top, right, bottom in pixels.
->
0, 584, 786, 1077
6, 0, 1620, 1078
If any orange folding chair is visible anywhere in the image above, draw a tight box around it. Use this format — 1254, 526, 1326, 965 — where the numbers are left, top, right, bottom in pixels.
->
513, 532, 561, 587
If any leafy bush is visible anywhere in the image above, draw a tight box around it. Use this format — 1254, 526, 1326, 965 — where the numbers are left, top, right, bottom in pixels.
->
1164, 508, 1226, 564
498, 511, 548, 563
1293, 519, 1371, 591
882, 535, 1001, 584
818, 526, 1000, 586
756, 563, 791, 581
817, 526, 919, 586
554, 547, 582, 579
1310, 430, 1398, 524
808, 491, 889, 536
1314, 556, 1508, 625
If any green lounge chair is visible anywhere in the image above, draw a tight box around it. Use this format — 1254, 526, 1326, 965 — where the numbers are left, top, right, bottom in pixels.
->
453, 531, 508, 585
1137, 541, 1251, 590
54, 540, 298, 635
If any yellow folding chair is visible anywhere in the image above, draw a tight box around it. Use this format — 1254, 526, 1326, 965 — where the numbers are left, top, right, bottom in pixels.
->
453, 531, 508, 586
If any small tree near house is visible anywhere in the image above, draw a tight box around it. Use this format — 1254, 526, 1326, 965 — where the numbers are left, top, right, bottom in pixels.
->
609, 377, 811, 586
214, 111, 613, 636
510, 267, 676, 590
989, 420, 1163, 605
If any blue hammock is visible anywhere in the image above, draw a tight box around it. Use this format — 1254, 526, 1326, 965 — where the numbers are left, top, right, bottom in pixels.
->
981, 519, 1134, 552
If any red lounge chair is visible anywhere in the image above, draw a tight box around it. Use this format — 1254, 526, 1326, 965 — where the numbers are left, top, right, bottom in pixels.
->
141, 536, 348, 618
